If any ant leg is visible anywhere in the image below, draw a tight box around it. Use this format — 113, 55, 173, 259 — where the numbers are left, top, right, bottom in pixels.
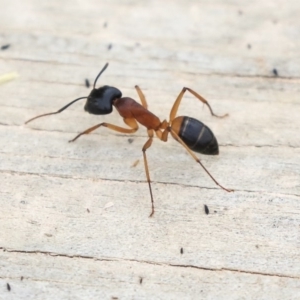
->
69, 118, 138, 142
155, 120, 169, 140
142, 129, 155, 217
169, 87, 228, 122
169, 128, 233, 192
135, 85, 148, 109
160, 126, 170, 142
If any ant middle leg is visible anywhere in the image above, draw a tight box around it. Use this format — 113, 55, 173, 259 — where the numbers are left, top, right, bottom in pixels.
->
141, 129, 156, 217
169, 87, 228, 122
135, 85, 148, 109
69, 118, 138, 142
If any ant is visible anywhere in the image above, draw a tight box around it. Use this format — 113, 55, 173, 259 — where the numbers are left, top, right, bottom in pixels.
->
25, 63, 233, 217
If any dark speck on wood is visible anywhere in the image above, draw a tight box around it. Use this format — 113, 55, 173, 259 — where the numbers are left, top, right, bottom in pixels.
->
1, 44, 10, 50
204, 204, 209, 215
272, 68, 278, 76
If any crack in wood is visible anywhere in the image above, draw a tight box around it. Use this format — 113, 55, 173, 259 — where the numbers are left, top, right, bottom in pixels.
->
1, 247, 299, 280
0, 168, 298, 198
2, 56, 300, 81
1, 169, 300, 197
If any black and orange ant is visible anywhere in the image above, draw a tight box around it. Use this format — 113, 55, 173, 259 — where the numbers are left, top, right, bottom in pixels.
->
25, 63, 233, 217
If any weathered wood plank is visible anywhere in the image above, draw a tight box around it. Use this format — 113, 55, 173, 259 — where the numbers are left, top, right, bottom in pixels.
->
1, 126, 299, 194
1, 251, 299, 300
0, 0, 299, 299
1, 155, 300, 277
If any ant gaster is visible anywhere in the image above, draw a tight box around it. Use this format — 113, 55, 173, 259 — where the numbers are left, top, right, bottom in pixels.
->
25, 63, 233, 217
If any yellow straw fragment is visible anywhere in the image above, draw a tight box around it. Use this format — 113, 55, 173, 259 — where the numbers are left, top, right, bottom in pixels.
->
0, 72, 19, 85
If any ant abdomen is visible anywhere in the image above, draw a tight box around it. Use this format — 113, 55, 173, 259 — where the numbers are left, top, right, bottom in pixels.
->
172, 116, 219, 155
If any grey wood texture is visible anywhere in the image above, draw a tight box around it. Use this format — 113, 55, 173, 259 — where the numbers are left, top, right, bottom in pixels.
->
0, 0, 299, 299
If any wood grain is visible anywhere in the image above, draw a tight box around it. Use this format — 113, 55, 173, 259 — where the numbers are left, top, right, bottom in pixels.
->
1, 0, 299, 299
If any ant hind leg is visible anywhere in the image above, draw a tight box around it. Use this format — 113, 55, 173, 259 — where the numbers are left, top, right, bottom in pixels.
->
169, 87, 228, 122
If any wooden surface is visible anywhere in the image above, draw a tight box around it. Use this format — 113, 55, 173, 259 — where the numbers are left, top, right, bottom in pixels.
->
1, 0, 300, 299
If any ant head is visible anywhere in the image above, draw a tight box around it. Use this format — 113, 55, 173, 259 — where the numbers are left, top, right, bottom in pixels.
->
84, 63, 122, 115
84, 85, 122, 115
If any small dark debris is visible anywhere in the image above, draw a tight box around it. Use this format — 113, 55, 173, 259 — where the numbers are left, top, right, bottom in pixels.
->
238, 10, 243, 15
21, 276, 24, 281
107, 43, 113, 51
7, 283, 11, 291
214, 210, 217, 213
128, 138, 134, 144
272, 68, 278, 77
44, 233, 53, 237
87, 208, 90, 213
204, 204, 209, 215
85, 78, 90, 88
139, 277, 143, 284
103, 22, 107, 28
247, 44, 251, 49
180, 247, 183, 254
111, 297, 118, 300
255, 245, 259, 249
1, 44, 10, 50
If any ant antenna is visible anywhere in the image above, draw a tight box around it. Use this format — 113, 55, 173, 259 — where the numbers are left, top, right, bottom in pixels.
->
25, 96, 88, 124
93, 62, 109, 89
25, 63, 109, 125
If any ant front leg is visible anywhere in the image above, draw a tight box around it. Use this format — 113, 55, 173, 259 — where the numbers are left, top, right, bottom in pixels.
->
170, 87, 228, 122
69, 118, 138, 142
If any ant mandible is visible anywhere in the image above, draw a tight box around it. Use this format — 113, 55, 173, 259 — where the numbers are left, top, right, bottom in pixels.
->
25, 63, 233, 217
